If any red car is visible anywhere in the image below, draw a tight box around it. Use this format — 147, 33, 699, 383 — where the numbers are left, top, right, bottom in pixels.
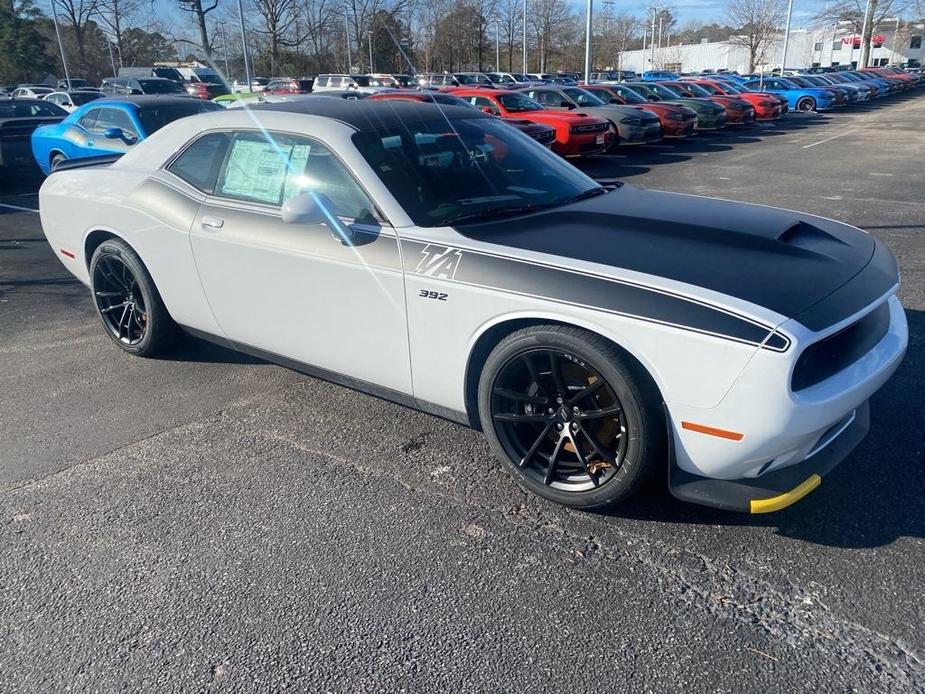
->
659, 81, 756, 125
449, 88, 611, 157
265, 78, 315, 95
862, 67, 917, 90
582, 83, 698, 138
366, 91, 556, 148
682, 79, 782, 121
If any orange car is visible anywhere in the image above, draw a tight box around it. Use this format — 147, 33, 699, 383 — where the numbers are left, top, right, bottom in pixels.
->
449, 88, 611, 157
582, 84, 698, 138
681, 78, 782, 121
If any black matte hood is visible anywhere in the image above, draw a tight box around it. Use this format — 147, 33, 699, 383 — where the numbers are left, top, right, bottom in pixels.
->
458, 186, 898, 330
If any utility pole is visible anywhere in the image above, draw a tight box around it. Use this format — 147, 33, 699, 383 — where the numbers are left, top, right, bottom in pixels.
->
106, 39, 117, 77
657, 14, 663, 67
50, 0, 72, 88
779, 0, 794, 75
522, 0, 528, 74
237, 0, 252, 91
584, 0, 593, 82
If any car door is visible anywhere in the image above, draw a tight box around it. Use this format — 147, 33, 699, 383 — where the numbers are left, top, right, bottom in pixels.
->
188, 129, 413, 394
81, 106, 139, 155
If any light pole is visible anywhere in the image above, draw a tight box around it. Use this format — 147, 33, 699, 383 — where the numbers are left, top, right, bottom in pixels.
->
106, 38, 117, 77
657, 14, 663, 67
583, 0, 592, 83
522, 0, 527, 74
368, 30, 374, 72
220, 22, 230, 79
857, 0, 874, 68
237, 0, 252, 92
344, 3, 353, 71
496, 20, 500, 70
49, 0, 72, 89
650, 8, 657, 68
779, 0, 793, 75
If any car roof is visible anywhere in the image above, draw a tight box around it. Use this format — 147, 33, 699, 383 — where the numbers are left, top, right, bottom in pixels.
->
88, 95, 197, 107
250, 98, 487, 130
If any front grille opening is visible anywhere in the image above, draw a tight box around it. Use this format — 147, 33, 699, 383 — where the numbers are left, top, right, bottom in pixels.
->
792, 301, 891, 391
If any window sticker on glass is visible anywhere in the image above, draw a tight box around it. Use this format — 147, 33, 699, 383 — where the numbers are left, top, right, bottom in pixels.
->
281, 144, 313, 201
219, 136, 306, 204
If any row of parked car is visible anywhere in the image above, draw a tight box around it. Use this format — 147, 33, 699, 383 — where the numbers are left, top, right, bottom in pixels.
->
0, 65, 919, 178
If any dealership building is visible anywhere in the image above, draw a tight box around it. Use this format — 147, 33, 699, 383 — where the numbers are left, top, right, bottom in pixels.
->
616, 21, 924, 74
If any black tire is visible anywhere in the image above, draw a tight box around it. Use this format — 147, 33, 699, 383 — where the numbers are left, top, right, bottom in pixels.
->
477, 325, 664, 510
50, 152, 67, 171
796, 96, 816, 112
89, 238, 176, 357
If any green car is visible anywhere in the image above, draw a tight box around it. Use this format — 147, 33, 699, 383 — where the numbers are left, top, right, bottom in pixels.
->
211, 92, 263, 107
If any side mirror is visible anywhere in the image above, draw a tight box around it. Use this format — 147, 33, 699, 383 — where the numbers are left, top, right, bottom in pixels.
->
281, 192, 355, 244
647, 95, 659, 101
131, 89, 143, 95
560, 101, 573, 109
481, 106, 497, 115
103, 127, 124, 139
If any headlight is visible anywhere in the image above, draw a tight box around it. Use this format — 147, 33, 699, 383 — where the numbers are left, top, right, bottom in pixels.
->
620, 116, 643, 125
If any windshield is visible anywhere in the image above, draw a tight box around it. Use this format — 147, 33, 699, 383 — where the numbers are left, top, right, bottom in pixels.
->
497, 92, 544, 112
492, 74, 515, 83
648, 83, 684, 98
352, 116, 599, 227
680, 83, 712, 97
510, 73, 528, 81
138, 79, 186, 93
137, 100, 222, 134
695, 82, 723, 95
563, 87, 606, 106
609, 86, 645, 103
71, 92, 102, 105
455, 74, 478, 84
352, 76, 372, 86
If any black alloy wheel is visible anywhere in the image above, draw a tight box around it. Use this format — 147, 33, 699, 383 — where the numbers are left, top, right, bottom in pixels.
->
89, 238, 176, 356
478, 325, 662, 510
796, 96, 816, 112
491, 348, 627, 492
93, 253, 148, 345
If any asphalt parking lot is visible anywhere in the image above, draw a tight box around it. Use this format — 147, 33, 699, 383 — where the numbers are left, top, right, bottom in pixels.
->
1, 95, 923, 692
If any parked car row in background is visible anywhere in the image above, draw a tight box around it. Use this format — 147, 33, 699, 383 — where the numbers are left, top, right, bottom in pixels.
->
1, 64, 919, 178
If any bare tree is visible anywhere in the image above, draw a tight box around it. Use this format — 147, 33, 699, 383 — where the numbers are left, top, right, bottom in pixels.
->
96, 0, 148, 66
252, 0, 305, 73
53, 0, 102, 73
725, 0, 786, 72
178, 0, 221, 57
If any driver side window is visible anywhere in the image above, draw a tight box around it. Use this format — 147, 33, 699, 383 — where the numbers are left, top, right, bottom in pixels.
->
93, 108, 138, 138
532, 91, 560, 106
214, 131, 377, 222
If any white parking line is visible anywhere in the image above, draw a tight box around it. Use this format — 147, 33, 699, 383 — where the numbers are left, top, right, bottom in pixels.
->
0, 203, 39, 213
802, 129, 857, 149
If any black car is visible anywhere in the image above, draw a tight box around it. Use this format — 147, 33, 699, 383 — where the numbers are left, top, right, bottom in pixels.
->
100, 77, 189, 96
0, 98, 67, 172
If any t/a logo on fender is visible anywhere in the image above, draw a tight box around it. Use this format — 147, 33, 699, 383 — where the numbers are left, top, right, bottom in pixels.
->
415, 245, 463, 280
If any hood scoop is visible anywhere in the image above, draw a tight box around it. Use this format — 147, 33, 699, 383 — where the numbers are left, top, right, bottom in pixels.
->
777, 220, 849, 249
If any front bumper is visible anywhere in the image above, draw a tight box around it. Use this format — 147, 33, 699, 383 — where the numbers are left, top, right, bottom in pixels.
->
618, 122, 662, 145
696, 112, 726, 129
669, 401, 869, 513
666, 293, 908, 512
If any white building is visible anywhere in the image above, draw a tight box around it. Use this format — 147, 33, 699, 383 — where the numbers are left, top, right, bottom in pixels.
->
616, 22, 924, 74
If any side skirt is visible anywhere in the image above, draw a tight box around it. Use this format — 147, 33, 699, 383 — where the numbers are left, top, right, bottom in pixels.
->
180, 326, 473, 429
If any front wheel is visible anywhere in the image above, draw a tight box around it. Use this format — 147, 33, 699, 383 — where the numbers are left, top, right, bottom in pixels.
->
605, 122, 620, 152
89, 238, 176, 356
796, 96, 816, 112
477, 325, 664, 510
50, 152, 67, 171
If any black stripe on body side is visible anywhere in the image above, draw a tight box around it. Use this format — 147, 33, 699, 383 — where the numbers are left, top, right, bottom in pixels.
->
402, 239, 789, 351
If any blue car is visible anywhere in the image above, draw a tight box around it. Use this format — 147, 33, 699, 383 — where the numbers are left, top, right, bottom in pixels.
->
739, 77, 836, 112
31, 95, 223, 174
641, 70, 679, 81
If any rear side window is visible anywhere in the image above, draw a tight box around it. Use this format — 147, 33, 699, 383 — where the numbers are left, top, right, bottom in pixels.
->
167, 132, 231, 193
315, 76, 329, 87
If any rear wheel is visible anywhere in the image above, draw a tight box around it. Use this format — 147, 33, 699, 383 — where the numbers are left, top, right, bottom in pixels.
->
796, 96, 816, 112
478, 325, 663, 510
89, 238, 176, 357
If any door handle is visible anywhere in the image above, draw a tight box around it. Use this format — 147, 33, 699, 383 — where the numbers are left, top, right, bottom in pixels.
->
201, 216, 224, 230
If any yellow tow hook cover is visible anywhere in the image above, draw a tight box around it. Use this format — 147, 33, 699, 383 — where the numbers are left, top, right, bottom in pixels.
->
749, 474, 822, 514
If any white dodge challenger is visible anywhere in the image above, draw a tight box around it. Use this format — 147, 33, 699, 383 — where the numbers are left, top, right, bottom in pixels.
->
39, 99, 908, 513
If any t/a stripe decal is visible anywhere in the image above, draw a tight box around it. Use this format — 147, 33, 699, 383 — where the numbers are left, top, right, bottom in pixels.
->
402, 240, 788, 351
